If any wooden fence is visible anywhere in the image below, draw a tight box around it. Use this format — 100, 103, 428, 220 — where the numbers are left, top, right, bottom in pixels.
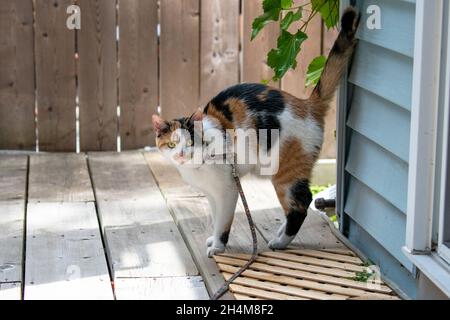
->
0, 0, 337, 156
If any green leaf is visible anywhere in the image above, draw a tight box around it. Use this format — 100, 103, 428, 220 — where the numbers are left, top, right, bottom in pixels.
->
267, 30, 308, 80
251, 0, 283, 40
280, 8, 302, 30
263, 0, 282, 11
251, 9, 281, 40
281, 0, 293, 9
305, 55, 327, 87
311, 0, 340, 29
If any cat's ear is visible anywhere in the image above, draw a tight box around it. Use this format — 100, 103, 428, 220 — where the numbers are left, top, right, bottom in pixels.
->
152, 114, 168, 135
191, 108, 203, 122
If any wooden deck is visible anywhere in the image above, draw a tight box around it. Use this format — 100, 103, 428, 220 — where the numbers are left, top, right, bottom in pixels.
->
0, 150, 348, 300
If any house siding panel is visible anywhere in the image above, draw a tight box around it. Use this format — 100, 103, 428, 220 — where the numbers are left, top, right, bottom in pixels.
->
347, 87, 411, 163
349, 41, 413, 111
340, 0, 417, 297
357, 0, 415, 58
344, 176, 412, 270
345, 131, 409, 213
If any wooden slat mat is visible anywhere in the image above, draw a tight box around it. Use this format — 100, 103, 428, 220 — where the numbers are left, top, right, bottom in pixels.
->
214, 249, 400, 300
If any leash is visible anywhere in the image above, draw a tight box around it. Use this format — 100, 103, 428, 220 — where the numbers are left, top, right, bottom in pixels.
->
211, 158, 258, 300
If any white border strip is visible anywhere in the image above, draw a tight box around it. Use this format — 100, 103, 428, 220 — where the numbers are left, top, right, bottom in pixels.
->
405, 0, 443, 254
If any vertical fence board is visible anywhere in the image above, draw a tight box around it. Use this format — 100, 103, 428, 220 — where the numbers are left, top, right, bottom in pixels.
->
281, 1, 321, 98
35, 0, 76, 151
200, 0, 240, 105
242, 0, 279, 87
78, 0, 117, 151
118, 0, 158, 149
0, 0, 35, 150
160, 0, 200, 120
320, 24, 339, 159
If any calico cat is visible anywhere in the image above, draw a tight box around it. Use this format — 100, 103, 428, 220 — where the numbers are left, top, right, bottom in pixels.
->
152, 8, 359, 257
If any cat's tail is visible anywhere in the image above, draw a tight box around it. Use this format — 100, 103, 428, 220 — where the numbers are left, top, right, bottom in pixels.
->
311, 7, 360, 104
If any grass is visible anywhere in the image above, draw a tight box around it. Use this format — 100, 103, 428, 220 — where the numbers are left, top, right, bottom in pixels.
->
310, 185, 330, 196
353, 261, 376, 283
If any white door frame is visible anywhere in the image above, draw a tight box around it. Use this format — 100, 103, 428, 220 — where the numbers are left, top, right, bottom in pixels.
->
403, 0, 450, 297
404, 0, 443, 254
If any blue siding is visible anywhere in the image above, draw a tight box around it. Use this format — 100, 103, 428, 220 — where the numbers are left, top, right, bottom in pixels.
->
346, 132, 409, 213
347, 88, 411, 162
357, 0, 415, 58
340, 0, 417, 296
345, 176, 411, 270
349, 41, 413, 111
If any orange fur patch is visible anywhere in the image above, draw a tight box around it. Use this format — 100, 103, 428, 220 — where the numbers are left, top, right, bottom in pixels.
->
272, 138, 316, 213
205, 103, 234, 130
225, 97, 248, 126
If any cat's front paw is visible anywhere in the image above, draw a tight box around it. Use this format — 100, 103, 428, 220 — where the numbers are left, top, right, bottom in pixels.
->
268, 234, 293, 250
206, 236, 214, 247
277, 222, 286, 237
207, 244, 225, 258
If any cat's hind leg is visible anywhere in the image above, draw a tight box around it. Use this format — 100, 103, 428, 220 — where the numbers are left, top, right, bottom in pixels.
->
269, 140, 315, 250
269, 179, 312, 249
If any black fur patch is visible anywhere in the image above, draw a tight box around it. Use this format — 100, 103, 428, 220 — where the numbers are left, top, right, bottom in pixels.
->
211, 83, 285, 116
220, 230, 230, 245
291, 179, 313, 209
284, 179, 312, 236
176, 117, 195, 142
255, 114, 281, 151
208, 83, 285, 150
285, 209, 307, 237
203, 104, 210, 114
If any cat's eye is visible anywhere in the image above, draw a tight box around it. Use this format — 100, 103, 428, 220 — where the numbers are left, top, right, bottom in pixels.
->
186, 140, 193, 147
167, 141, 176, 149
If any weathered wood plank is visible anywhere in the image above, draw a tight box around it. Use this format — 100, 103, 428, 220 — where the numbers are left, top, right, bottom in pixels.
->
118, 0, 158, 149
219, 252, 356, 278
0, 0, 35, 150
143, 150, 202, 199
0, 155, 27, 290
242, 0, 279, 86
114, 276, 209, 300
200, 0, 240, 105
222, 272, 347, 300
261, 251, 365, 272
0, 155, 28, 202
215, 255, 392, 294
88, 152, 203, 299
0, 202, 25, 284
160, 0, 200, 120
28, 153, 94, 203
220, 263, 365, 297
78, 0, 117, 151
230, 283, 302, 300
285, 248, 363, 264
35, 0, 76, 151
24, 202, 114, 300
0, 282, 21, 300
